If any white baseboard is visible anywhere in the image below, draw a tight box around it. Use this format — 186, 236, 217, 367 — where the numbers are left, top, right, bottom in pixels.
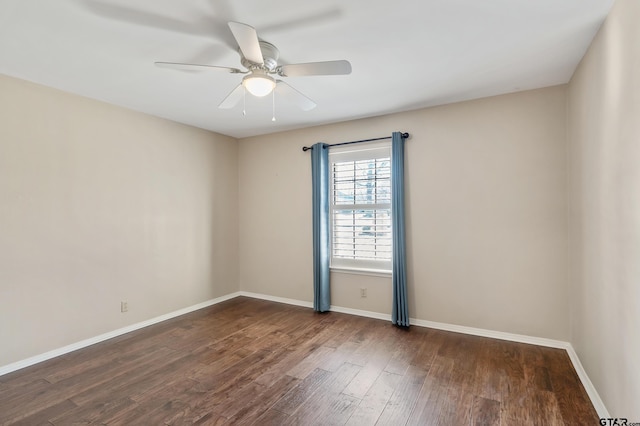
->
1, 291, 609, 418
238, 291, 571, 348
238, 291, 313, 309
565, 344, 610, 417
237, 291, 389, 321
329, 305, 391, 321
0, 292, 241, 377
410, 318, 569, 349
238, 291, 610, 418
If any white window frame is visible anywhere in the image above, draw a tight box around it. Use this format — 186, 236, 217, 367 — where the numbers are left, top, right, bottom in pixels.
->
329, 141, 392, 273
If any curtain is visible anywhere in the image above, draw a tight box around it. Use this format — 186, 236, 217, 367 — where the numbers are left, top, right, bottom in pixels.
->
311, 143, 330, 312
391, 132, 409, 326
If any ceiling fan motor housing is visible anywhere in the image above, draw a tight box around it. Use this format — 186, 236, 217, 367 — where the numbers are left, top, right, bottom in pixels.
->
240, 41, 279, 71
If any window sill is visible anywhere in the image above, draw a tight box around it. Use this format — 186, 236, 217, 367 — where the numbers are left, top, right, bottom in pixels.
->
330, 267, 392, 278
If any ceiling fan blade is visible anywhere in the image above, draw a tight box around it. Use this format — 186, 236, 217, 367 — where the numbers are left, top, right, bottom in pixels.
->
259, 8, 342, 34
228, 21, 264, 65
279, 60, 352, 77
155, 61, 243, 73
218, 85, 244, 109
276, 81, 316, 111
78, 1, 210, 37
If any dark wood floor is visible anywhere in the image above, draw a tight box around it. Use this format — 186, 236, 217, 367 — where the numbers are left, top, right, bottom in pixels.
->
0, 297, 598, 425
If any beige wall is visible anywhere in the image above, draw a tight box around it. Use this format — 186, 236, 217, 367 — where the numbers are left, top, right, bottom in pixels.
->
0, 75, 238, 366
568, 0, 640, 417
239, 85, 569, 340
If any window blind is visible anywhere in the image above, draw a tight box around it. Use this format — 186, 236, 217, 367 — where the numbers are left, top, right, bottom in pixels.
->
331, 156, 392, 264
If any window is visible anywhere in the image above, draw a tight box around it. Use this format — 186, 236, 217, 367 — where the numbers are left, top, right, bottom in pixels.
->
329, 142, 392, 272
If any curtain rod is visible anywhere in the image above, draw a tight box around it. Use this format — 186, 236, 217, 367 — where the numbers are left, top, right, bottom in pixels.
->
302, 132, 409, 152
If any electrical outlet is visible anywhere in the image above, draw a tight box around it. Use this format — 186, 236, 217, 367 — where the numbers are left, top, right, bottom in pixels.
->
360, 288, 367, 298
121, 301, 128, 313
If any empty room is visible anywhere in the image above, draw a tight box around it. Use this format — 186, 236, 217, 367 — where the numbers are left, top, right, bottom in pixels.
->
1, 0, 638, 424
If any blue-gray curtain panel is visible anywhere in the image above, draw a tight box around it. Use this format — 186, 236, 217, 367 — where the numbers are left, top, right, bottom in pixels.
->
391, 132, 409, 326
311, 142, 331, 312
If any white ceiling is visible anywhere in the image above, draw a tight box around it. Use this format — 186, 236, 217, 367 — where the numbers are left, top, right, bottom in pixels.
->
0, 0, 613, 139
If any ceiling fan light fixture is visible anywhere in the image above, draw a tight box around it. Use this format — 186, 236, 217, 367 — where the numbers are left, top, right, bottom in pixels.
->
157, 22, 349, 111
242, 71, 276, 97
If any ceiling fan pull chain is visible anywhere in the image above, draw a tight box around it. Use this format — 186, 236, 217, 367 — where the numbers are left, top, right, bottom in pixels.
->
272, 90, 276, 122
243, 86, 247, 116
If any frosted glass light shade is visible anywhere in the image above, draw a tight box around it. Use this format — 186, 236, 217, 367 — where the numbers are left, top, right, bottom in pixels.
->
242, 73, 276, 97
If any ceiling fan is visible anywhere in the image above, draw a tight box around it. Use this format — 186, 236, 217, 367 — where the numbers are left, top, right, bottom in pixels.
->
155, 21, 352, 112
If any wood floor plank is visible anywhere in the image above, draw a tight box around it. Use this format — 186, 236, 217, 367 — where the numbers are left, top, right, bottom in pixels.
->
343, 323, 399, 400
500, 379, 565, 426
68, 346, 188, 406
410, 329, 447, 369
0, 297, 600, 425
316, 339, 361, 373
376, 365, 429, 425
0, 345, 177, 424
439, 353, 478, 426
345, 371, 402, 425
524, 364, 553, 392
100, 378, 206, 424
271, 368, 332, 415
253, 346, 317, 387
384, 327, 427, 376
406, 356, 456, 425
189, 349, 290, 420
50, 396, 136, 425
0, 356, 73, 387
498, 340, 526, 383
223, 374, 300, 424
0, 379, 52, 407
543, 348, 599, 425
7, 399, 77, 426
343, 363, 385, 400
253, 320, 345, 387
473, 339, 509, 402
285, 362, 362, 425
286, 345, 335, 379
250, 407, 290, 426
437, 389, 475, 426
471, 395, 500, 426
162, 349, 291, 422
